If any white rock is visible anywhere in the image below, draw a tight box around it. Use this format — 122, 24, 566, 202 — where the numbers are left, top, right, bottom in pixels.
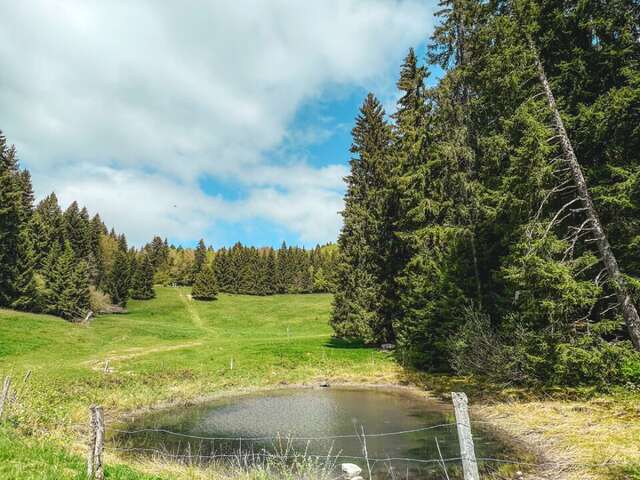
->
341, 463, 362, 478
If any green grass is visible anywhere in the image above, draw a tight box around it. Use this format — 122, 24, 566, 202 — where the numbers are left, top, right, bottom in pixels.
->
2, 287, 639, 480
0, 287, 398, 479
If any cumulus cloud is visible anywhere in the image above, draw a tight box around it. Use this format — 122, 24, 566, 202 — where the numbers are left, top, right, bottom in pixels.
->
0, 0, 434, 246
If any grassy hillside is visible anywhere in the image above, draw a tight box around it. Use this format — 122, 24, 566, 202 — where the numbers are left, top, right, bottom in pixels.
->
1, 288, 639, 480
0, 287, 398, 479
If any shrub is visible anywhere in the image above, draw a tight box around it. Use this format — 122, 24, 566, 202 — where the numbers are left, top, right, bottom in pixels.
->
450, 306, 639, 387
89, 286, 112, 313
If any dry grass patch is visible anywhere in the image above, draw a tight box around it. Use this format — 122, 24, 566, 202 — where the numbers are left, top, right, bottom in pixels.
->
476, 396, 640, 480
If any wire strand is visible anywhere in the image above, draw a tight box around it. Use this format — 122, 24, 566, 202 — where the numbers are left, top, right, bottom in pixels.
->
110, 422, 459, 441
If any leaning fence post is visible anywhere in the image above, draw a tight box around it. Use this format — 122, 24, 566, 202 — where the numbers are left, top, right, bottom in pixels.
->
87, 405, 105, 480
452, 392, 480, 480
0, 376, 11, 420
87, 406, 97, 479
94, 406, 105, 480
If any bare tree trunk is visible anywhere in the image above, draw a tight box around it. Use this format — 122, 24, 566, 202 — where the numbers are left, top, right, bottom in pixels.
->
533, 44, 640, 351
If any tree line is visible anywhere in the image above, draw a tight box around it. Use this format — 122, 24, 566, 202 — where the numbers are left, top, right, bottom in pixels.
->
0, 138, 155, 320
147, 237, 338, 296
0, 143, 337, 320
332, 0, 640, 386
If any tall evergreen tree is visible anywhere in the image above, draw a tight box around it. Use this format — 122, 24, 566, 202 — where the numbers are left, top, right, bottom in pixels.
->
131, 254, 155, 300
0, 135, 22, 306
214, 248, 232, 292
89, 214, 107, 286
46, 241, 90, 320
10, 226, 39, 311
106, 248, 131, 307
63, 201, 91, 260
193, 239, 207, 276
275, 242, 289, 293
34, 193, 64, 255
331, 94, 394, 343
263, 248, 277, 295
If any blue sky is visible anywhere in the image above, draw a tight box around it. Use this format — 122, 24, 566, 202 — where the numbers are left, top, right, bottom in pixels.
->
1, 0, 439, 248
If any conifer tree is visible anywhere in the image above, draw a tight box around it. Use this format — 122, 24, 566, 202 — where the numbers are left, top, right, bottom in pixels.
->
264, 248, 277, 295
193, 239, 207, 276
63, 201, 91, 260
214, 248, 231, 292
331, 94, 394, 343
131, 254, 155, 300
192, 264, 218, 300
70, 260, 91, 316
46, 241, 90, 320
89, 214, 107, 285
10, 226, 39, 311
146, 236, 169, 270
275, 242, 289, 293
17, 170, 34, 223
34, 193, 64, 255
106, 248, 131, 307
0, 135, 22, 306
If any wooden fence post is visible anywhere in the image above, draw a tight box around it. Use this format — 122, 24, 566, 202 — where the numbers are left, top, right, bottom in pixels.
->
452, 392, 480, 480
94, 406, 105, 480
87, 405, 105, 480
87, 406, 97, 479
0, 376, 11, 420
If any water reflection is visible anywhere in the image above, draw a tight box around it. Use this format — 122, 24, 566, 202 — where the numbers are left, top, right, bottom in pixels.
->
113, 388, 506, 479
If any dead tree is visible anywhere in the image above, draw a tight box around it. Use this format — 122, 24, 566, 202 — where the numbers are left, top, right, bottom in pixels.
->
531, 41, 640, 350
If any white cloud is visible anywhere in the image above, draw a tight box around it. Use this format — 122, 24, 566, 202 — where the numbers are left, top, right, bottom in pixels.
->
0, 0, 435, 246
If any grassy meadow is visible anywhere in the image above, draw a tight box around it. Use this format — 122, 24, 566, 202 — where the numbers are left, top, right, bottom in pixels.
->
0, 287, 399, 479
1, 287, 639, 480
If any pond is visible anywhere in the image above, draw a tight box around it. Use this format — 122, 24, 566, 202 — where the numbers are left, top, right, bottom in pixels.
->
112, 387, 511, 479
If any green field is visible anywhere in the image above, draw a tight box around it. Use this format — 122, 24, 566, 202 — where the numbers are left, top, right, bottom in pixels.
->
2, 288, 639, 480
0, 287, 399, 479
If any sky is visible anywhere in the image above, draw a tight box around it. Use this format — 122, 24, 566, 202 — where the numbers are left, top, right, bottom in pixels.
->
0, 0, 440, 248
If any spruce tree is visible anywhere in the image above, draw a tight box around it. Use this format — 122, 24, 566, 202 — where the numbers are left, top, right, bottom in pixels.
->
264, 248, 277, 295
393, 59, 480, 368
131, 254, 155, 300
0, 135, 22, 306
214, 248, 231, 292
88, 214, 107, 285
193, 239, 207, 276
10, 226, 39, 311
331, 94, 394, 343
192, 264, 218, 300
17, 170, 34, 223
63, 201, 91, 260
34, 193, 64, 256
106, 248, 131, 307
275, 242, 289, 293
46, 241, 89, 320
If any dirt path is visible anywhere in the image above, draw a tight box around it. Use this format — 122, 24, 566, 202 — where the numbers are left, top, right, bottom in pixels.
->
178, 290, 205, 328
83, 341, 204, 368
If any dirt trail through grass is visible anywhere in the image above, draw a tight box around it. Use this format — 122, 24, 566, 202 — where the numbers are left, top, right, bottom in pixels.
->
178, 290, 205, 328
82, 341, 205, 368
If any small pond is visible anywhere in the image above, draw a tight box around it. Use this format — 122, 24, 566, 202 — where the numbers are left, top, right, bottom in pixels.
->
112, 387, 511, 479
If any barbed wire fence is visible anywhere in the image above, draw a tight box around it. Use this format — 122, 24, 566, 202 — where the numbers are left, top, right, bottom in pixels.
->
0, 374, 635, 480
82, 391, 638, 480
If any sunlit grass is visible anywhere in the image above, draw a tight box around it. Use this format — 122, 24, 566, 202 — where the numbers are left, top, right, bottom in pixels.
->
1, 288, 639, 479
0, 287, 398, 479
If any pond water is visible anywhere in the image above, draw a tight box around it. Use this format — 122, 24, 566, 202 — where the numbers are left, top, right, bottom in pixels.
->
112, 387, 509, 479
